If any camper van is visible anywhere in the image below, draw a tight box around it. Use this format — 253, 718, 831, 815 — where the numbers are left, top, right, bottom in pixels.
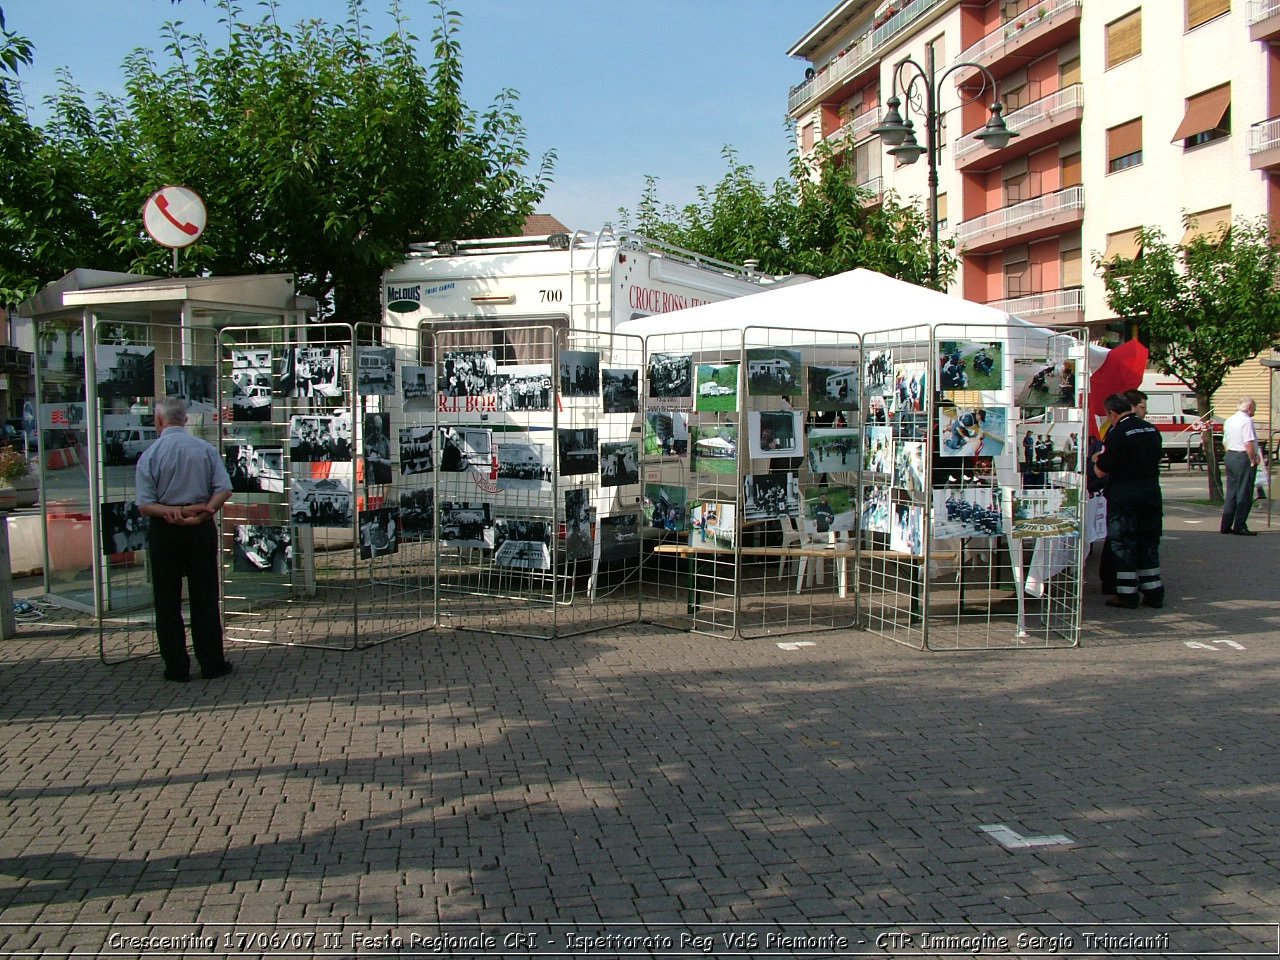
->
1139, 372, 1222, 462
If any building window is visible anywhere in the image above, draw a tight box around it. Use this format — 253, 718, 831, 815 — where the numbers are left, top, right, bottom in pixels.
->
1105, 10, 1142, 69
1061, 244, 1083, 287
936, 193, 948, 230
1186, 0, 1230, 30
1061, 152, 1082, 188
1181, 205, 1232, 244
1004, 259, 1030, 298
1103, 228, 1143, 266
1059, 56, 1082, 87
801, 122, 815, 152
1107, 119, 1143, 172
1173, 84, 1231, 149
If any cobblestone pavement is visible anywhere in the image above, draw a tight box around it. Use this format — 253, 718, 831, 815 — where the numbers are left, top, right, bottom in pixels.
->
0, 493, 1276, 955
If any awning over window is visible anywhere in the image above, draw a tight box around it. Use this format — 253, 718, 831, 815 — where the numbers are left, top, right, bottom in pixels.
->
1172, 85, 1231, 142
1103, 228, 1142, 262
1181, 206, 1232, 244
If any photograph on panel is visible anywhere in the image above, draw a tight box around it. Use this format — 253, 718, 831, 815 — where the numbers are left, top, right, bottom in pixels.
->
496, 438, 552, 492
556, 427, 599, 477
96, 344, 156, 400
101, 413, 156, 466
933, 486, 1004, 539
742, 471, 801, 521
861, 483, 893, 534
643, 483, 688, 532
864, 425, 894, 476
694, 363, 739, 413
647, 352, 693, 405
440, 426, 493, 473
399, 426, 435, 475
938, 404, 1008, 458
232, 525, 292, 574
599, 513, 640, 560
163, 364, 217, 413
290, 478, 353, 527
893, 440, 928, 494
601, 367, 639, 414
284, 346, 343, 399
938, 339, 1003, 392
747, 410, 802, 458
564, 488, 596, 562
398, 488, 434, 542
289, 411, 353, 463
1013, 356, 1061, 409
1011, 487, 1081, 539
1018, 420, 1081, 477
890, 502, 925, 556
439, 501, 494, 550
401, 364, 435, 407
691, 424, 738, 474
358, 506, 400, 559
804, 486, 856, 534
100, 501, 148, 555
559, 350, 601, 398
866, 394, 888, 424
439, 350, 496, 398
808, 363, 858, 413
362, 412, 394, 484
807, 427, 860, 475
229, 349, 273, 422
689, 501, 736, 549
494, 364, 552, 411
864, 349, 893, 396
225, 442, 285, 494
356, 345, 397, 396
643, 411, 689, 457
895, 410, 932, 442
599, 440, 640, 488
744, 348, 801, 396
890, 361, 928, 414
493, 518, 552, 571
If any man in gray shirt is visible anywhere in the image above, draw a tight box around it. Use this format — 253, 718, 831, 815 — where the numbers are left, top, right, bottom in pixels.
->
135, 397, 234, 682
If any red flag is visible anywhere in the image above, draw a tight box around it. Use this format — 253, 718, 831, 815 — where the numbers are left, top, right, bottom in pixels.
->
1088, 339, 1149, 438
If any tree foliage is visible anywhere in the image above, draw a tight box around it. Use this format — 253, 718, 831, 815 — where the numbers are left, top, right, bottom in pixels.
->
0, 0, 554, 317
619, 143, 955, 288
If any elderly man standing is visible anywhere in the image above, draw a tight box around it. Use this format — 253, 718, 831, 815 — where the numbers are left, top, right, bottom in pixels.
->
135, 397, 234, 682
1221, 397, 1262, 536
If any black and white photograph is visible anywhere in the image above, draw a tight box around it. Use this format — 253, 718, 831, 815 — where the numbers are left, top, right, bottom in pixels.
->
96, 344, 156, 400
891, 362, 928, 414
938, 340, 1003, 392
399, 426, 435, 475
559, 350, 600, 398
564, 489, 596, 561
691, 424, 738, 474
439, 501, 494, 550
894, 440, 928, 494
493, 518, 552, 570
284, 346, 342, 399
890, 502, 925, 557
356, 346, 396, 396
496, 439, 552, 492
440, 426, 493, 473
861, 483, 892, 534
808, 364, 858, 412
494, 364, 552, 411
163, 364, 216, 413
362, 412, 393, 484
643, 411, 689, 457
101, 413, 156, 466
933, 487, 1004, 539
742, 471, 801, 521
359, 506, 400, 559
439, 350, 497, 398
232, 525, 292, 574
745, 348, 801, 396
225, 442, 285, 494
557, 428, 599, 477
290, 478, 353, 528
230, 349, 273, 422
865, 349, 893, 395
399, 488, 435, 542
401, 364, 435, 406
599, 513, 640, 561
100, 500, 148, 555
647, 353, 692, 404
747, 410, 802, 459
289, 412, 353, 463
601, 367, 639, 414
806, 427, 860, 474
599, 440, 640, 488
643, 483, 688, 532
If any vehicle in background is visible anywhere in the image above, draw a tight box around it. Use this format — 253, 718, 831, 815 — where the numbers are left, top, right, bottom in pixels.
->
1139, 372, 1223, 463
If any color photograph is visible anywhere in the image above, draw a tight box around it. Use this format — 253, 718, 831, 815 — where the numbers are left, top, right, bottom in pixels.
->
1012, 487, 1081, 539
890, 361, 927, 414
1017, 421, 1082, 475
807, 427, 860, 474
689, 501, 736, 549
691, 424, 738, 474
938, 339, 1003, 392
864, 426, 893, 475
804, 486, 856, 534
807, 363, 858, 412
695, 363, 739, 412
643, 483, 688, 532
643, 411, 689, 457
864, 349, 893, 396
933, 487, 1004, 539
747, 410, 802, 459
745, 348, 801, 396
861, 483, 892, 535
890, 502, 924, 556
893, 440, 927, 494
938, 405, 1008, 458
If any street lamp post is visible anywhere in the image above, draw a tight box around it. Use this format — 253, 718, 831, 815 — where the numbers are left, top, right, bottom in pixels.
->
871, 46, 1017, 288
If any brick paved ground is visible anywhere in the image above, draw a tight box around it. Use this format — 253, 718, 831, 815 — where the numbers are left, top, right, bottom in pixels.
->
0, 491, 1276, 954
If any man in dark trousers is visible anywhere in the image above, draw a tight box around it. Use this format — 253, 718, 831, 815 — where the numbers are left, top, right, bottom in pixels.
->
1093, 392, 1164, 609
135, 397, 235, 682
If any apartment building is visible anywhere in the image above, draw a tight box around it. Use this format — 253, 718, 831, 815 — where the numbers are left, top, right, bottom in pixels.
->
788, 0, 1275, 416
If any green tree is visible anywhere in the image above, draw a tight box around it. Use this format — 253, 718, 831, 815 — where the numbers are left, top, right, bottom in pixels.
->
1095, 214, 1280, 500
620, 142, 954, 288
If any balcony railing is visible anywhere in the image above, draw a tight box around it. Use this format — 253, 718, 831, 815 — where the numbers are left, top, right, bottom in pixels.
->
1249, 0, 1280, 25
991, 287, 1084, 319
954, 84, 1083, 160
956, 185, 1085, 245
859, 176, 885, 200
1249, 116, 1280, 155
788, 0, 947, 114
820, 110, 882, 146
955, 0, 1082, 67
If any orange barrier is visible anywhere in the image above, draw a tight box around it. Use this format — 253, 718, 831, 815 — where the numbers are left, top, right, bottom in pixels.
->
46, 447, 80, 470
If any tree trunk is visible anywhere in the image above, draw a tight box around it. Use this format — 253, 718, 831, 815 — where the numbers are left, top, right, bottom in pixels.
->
1199, 393, 1224, 502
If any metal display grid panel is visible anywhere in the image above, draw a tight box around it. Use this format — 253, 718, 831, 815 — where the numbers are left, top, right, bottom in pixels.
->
427, 322, 644, 640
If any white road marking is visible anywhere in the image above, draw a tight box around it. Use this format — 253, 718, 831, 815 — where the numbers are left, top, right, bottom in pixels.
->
980, 824, 1073, 849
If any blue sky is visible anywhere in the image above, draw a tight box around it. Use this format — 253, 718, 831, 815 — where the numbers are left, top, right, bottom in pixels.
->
4, 0, 837, 233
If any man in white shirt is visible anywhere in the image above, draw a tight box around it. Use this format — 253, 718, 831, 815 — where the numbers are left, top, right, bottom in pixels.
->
1221, 397, 1262, 536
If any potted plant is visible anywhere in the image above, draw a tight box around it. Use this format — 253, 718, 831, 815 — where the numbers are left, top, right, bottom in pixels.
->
0, 447, 36, 509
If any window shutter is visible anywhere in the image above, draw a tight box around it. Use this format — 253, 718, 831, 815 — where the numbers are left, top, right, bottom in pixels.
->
1107, 119, 1143, 163
1106, 10, 1142, 69
1061, 153, 1083, 187
1187, 0, 1230, 30
1061, 246, 1083, 287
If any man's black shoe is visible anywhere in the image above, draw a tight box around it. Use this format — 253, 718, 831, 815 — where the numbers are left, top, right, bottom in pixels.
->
164, 672, 190, 683
1105, 596, 1139, 609
1142, 597, 1164, 609
1232, 529, 1258, 536
201, 661, 234, 680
